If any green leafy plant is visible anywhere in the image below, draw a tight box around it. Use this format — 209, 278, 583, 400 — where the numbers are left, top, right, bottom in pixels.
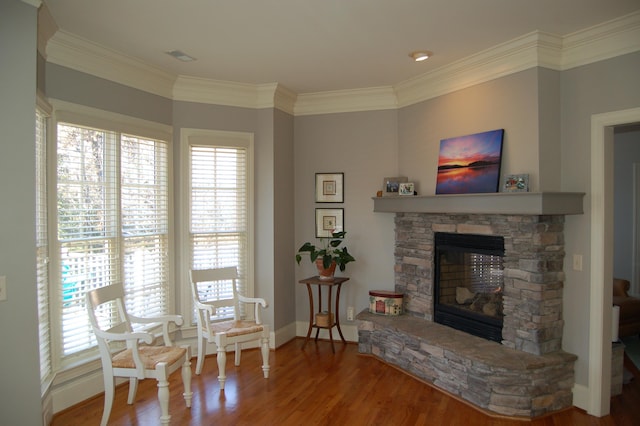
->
295, 231, 356, 272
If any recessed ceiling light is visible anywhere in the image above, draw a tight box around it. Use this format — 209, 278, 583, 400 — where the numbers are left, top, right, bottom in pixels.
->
165, 50, 197, 62
409, 51, 432, 62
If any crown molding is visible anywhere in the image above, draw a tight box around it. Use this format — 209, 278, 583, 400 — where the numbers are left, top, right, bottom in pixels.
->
395, 31, 563, 108
37, 2, 58, 58
561, 10, 640, 70
46, 30, 176, 99
271, 84, 297, 115
173, 77, 296, 113
393, 11, 640, 108
173, 76, 260, 108
21, 0, 41, 7
294, 86, 397, 116
43, 10, 639, 115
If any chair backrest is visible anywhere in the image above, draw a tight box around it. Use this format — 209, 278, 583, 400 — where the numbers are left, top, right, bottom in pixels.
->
86, 283, 132, 360
190, 267, 241, 323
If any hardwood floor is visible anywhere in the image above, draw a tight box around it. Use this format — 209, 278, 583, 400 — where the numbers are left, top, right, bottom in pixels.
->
52, 338, 639, 426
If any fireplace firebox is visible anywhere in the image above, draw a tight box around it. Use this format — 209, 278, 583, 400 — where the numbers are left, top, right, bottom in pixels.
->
434, 232, 504, 342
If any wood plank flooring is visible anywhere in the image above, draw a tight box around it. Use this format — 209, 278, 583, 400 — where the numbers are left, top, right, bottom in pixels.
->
51, 338, 639, 425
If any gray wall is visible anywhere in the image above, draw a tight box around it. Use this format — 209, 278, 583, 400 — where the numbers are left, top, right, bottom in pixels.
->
272, 108, 296, 330
46, 64, 173, 125
398, 69, 542, 193
537, 67, 562, 191
560, 51, 640, 387
293, 110, 398, 322
614, 129, 640, 285
0, 1, 43, 425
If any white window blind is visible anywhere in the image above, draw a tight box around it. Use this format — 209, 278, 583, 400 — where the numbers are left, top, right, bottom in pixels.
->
36, 107, 52, 389
121, 135, 169, 319
56, 122, 170, 360
190, 144, 248, 320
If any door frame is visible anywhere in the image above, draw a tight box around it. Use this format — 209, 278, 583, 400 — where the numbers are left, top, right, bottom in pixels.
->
633, 162, 640, 296
589, 107, 640, 416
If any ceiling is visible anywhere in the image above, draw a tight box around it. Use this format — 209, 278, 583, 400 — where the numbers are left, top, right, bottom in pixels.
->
44, 0, 639, 94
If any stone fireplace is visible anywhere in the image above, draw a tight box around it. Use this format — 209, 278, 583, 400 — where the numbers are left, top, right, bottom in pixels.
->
397, 212, 568, 355
357, 193, 584, 418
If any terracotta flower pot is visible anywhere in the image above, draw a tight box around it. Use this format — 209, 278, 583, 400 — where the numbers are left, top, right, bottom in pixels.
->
315, 258, 337, 280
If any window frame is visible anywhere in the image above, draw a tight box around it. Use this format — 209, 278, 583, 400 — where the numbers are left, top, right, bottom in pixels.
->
36, 95, 53, 394
179, 128, 255, 325
48, 100, 174, 372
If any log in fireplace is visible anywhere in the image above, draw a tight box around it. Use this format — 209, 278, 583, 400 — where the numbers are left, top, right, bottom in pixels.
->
434, 232, 504, 342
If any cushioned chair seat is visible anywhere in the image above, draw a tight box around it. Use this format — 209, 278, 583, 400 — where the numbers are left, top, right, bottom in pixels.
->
112, 346, 187, 369
209, 320, 265, 338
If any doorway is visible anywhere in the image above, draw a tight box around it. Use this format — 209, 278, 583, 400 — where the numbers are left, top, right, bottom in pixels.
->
589, 107, 640, 417
614, 131, 640, 296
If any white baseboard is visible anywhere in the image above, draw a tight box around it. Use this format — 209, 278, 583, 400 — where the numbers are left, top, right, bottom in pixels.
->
294, 320, 358, 343
273, 321, 297, 347
572, 383, 589, 413
51, 370, 112, 414
42, 390, 53, 426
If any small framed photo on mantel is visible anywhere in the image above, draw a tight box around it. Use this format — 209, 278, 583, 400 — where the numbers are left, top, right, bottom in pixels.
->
502, 174, 529, 192
382, 176, 408, 196
316, 173, 344, 203
399, 182, 415, 196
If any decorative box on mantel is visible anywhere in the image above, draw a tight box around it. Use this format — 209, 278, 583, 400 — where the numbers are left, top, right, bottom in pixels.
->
369, 290, 403, 316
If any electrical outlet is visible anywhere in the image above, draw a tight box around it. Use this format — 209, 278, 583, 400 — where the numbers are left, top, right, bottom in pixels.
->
573, 254, 583, 271
0, 276, 6, 301
347, 306, 355, 321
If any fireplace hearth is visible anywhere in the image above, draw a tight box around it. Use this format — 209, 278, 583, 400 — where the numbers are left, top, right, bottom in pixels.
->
434, 232, 504, 342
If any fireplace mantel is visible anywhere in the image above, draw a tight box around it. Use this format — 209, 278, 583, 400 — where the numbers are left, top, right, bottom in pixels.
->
372, 192, 584, 215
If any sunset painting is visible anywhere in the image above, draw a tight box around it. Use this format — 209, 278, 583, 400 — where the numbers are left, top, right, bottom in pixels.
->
435, 129, 504, 194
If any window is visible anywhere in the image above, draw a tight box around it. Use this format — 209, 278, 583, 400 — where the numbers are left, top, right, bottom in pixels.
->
54, 118, 171, 363
184, 129, 253, 321
36, 105, 52, 390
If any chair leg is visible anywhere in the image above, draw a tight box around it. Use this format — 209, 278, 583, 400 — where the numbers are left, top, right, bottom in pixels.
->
217, 346, 227, 390
195, 336, 205, 375
261, 335, 270, 379
127, 377, 138, 405
181, 345, 193, 408
155, 362, 171, 425
100, 376, 115, 426
234, 342, 241, 366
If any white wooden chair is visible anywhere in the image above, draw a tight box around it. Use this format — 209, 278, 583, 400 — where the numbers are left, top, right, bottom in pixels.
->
189, 267, 270, 390
86, 283, 192, 426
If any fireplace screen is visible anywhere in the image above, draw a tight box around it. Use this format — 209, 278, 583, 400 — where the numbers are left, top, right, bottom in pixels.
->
434, 232, 504, 342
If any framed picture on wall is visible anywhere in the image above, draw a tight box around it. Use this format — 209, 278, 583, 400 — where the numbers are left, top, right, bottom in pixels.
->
315, 173, 344, 203
435, 129, 504, 194
315, 208, 344, 238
